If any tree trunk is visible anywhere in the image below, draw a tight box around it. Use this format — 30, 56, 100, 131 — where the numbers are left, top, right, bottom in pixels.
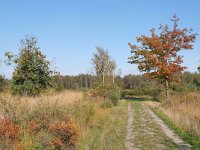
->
165, 79, 170, 101
103, 72, 105, 85
112, 75, 115, 83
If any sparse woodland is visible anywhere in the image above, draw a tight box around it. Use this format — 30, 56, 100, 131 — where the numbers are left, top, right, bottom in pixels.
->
0, 16, 200, 149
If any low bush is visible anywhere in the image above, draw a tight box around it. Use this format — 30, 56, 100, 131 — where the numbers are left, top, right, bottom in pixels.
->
107, 85, 121, 106
71, 100, 95, 127
0, 96, 80, 149
27, 101, 66, 129
0, 118, 20, 140
101, 99, 113, 108
122, 85, 162, 101
49, 119, 79, 149
91, 84, 121, 106
118, 99, 127, 106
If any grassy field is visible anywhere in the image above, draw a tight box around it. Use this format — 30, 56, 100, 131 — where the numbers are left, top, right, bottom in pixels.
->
1, 89, 200, 149
0, 90, 128, 149
0, 90, 84, 149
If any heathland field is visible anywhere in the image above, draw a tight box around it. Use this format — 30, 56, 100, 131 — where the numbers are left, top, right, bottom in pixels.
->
1, 90, 200, 149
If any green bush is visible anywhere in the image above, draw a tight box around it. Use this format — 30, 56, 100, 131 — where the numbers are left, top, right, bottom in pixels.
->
186, 83, 197, 92
142, 86, 162, 100
107, 85, 121, 106
27, 101, 65, 128
90, 84, 108, 99
72, 100, 95, 127
122, 85, 162, 100
118, 99, 127, 106
101, 99, 113, 108
91, 84, 121, 106
72, 83, 79, 90
54, 83, 64, 92
0, 75, 4, 92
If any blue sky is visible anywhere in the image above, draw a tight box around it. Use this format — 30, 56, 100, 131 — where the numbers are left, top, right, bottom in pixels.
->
0, 0, 199, 78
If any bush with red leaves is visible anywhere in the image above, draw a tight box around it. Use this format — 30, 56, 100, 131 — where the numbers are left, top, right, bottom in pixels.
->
0, 118, 20, 141
27, 120, 41, 133
49, 119, 79, 149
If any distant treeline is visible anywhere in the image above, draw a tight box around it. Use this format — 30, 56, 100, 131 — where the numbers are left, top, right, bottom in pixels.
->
1, 71, 199, 93
52, 71, 200, 92
53, 74, 124, 91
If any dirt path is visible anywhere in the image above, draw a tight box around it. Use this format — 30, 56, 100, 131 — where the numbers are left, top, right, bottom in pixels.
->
146, 106, 192, 150
125, 101, 192, 150
125, 104, 133, 150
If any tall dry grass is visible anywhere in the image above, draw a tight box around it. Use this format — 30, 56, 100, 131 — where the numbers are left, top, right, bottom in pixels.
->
0, 90, 84, 149
0, 89, 128, 149
0, 90, 83, 109
160, 92, 200, 136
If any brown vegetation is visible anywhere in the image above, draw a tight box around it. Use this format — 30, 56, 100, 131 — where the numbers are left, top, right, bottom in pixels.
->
0, 90, 83, 149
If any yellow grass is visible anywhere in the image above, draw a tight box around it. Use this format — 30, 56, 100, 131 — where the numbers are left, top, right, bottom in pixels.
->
0, 90, 84, 119
1, 89, 83, 105
160, 92, 200, 136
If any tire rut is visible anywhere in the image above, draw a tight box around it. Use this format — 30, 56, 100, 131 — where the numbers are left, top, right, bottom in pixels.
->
125, 104, 134, 150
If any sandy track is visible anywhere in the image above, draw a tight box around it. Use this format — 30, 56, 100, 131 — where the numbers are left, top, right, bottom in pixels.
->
125, 104, 134, 150
146, 105, 192, 150
125, 101, 192, 150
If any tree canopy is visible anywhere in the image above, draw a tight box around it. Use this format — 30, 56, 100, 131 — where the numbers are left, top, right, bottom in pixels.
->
6, 36, 53, 96
128, 15, 197, 100
92, 46, 116, 85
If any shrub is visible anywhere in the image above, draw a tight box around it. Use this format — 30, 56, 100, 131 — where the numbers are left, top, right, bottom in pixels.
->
72, 83, 79, 90
28, 101, 65, 129
72, 100, 95, 127
0, 118, 20, 140
122, 85, 162, 100
55, 83, 64, 92
101, 99, 113, 108
107, 85, 121, 106
118, 99, 127, 106
142, 86, 162, 101
91, 84, 121, 106
121, 88, 144, 97
49, 119, 79, 149
90, 84, 108, 99
186, 83, 198, 92
0, 75, 4, 92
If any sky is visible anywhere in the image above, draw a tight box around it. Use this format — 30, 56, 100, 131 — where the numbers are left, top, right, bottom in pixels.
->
0, 0, 199, 78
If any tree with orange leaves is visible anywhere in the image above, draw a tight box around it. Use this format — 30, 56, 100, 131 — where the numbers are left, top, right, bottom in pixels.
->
128, 15, 197, 101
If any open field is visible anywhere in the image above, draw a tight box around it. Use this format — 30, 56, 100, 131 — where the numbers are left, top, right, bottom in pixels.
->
0, 90, 128, 149
1, 90, 200, 149
0, 90, 83, 107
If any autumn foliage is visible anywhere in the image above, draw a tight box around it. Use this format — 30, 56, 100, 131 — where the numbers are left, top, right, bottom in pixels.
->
128, 15, 197, 100
49, 119, 79, 149
0, 118, 20, 140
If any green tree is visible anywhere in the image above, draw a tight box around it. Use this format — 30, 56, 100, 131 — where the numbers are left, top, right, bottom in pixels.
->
0, 59, 5, 91
6, 36, 53, 96
92, 46, 116, 85
0, 75, 4, 91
